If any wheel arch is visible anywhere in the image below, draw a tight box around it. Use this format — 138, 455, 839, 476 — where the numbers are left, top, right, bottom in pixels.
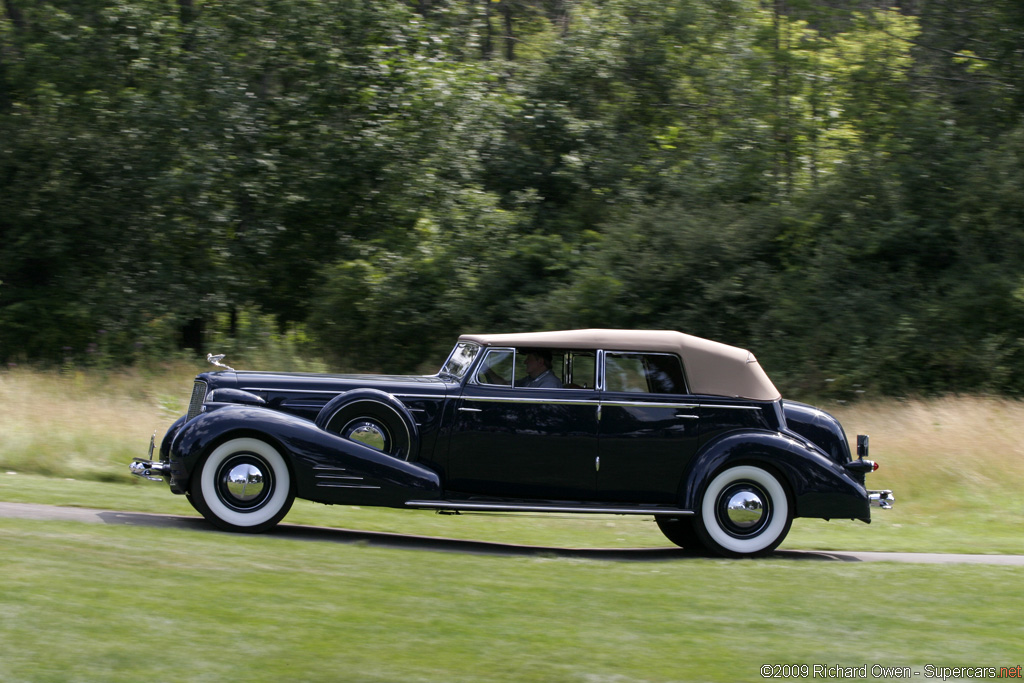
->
192, 427, 297, 492
681, 430, 869, 520
170, 404, 442, 507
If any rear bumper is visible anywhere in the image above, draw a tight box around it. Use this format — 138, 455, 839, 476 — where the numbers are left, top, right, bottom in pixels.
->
868, 489, 894, 509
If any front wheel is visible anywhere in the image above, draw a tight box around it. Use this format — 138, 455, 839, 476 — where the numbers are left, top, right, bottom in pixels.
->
695, 464, 792, 558
189, 437, 294, 533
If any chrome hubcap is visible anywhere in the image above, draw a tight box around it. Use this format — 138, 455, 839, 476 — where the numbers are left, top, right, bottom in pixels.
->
224, 464, 265, 502
343, 420, 389, 452
725, 490, 765, 529
716, 482, 771, 537
216, 454, 273, 511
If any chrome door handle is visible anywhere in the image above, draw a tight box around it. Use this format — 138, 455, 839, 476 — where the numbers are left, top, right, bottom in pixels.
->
675, 413, 699, 420
459, 407, 483, 413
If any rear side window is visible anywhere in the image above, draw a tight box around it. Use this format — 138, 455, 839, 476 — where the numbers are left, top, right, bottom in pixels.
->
604, 353, 687, 394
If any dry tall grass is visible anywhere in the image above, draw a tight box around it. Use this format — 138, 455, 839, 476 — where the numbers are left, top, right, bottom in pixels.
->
829, 396, 1024, 506
0, 366, 197, 481
2, 367, 1023, 499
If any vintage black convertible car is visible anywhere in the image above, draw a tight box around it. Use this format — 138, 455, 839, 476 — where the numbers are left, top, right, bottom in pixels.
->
131, 329, 892, 557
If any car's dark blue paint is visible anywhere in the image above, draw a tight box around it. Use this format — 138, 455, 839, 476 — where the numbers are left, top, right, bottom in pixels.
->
781, 400, 853, 466
171, 404, 442, 506
447, 385, 601, 500
206, 388, 267, 407
165, 368, 868, 518
136, 330, 889, 555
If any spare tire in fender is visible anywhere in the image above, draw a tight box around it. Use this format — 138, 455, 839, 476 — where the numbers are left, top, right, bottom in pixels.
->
315, 389, 420, 461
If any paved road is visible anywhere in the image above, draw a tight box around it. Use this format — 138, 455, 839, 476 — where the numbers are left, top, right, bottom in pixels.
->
2, 501, 1023, 565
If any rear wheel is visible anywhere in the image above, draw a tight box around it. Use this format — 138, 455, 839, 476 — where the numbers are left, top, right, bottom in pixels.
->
189, 437, 294, 533
655, 516, 706, 552
695, 464, 792, 558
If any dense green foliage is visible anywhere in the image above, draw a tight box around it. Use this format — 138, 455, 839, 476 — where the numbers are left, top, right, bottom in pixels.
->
2, 0, 1023, 395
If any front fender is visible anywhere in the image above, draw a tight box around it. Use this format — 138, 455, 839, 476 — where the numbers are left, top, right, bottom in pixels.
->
170, 405, 442, 507
683, 430, 870, 521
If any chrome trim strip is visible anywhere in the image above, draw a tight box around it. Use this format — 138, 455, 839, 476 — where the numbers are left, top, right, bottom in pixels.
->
242, 387, 760, 410
467, 397, 706, 411
701, 404, 764, 411
238, 387, 447, 399
316, 484, 383, 489
465, 396, 600, 407
240, 387, 340, 395
602, 401, 699, 410
405, 501, 695, 516
393, 393, 448, 400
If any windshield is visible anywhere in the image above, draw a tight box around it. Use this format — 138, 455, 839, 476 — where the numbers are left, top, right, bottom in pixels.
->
439, 342, 481, 381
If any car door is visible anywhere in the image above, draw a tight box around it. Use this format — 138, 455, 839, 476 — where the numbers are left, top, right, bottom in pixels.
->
596, 351, 702, 504
446, 348, 600, 500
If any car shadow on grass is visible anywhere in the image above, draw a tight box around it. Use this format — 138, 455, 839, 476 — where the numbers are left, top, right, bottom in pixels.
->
93, 508, 864, 562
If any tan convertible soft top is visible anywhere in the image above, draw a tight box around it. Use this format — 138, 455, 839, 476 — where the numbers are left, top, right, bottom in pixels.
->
458, 329, 780, 401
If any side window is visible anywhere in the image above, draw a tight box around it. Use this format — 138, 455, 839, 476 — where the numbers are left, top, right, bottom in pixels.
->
604, 353, 687, 394
475, 348, 515, 387
513, 347, 564, 389
605, 354, 648, 393
565, 352, 596, 389
645, 354, 687, 394
474, 347, 598, 390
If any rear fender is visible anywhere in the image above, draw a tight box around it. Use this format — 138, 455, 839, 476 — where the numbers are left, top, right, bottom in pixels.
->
683, 431, 870, 521
170, 405, 441, 506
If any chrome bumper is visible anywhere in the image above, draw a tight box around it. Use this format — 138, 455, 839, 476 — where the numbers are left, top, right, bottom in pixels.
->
130, 459, 170, 482
868, 490, 894, 509
130, 434, 170, 482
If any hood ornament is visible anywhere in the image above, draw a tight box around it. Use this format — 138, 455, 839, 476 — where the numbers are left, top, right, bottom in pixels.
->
206, 353, 235, 372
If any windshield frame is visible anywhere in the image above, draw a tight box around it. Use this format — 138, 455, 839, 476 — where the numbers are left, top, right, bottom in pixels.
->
438, 342, 482, 382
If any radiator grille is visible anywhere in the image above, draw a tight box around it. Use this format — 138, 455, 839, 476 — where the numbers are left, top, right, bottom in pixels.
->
186, 380, 208, 422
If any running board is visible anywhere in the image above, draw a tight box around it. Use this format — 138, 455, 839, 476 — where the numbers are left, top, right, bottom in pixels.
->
405, 500, 694, 516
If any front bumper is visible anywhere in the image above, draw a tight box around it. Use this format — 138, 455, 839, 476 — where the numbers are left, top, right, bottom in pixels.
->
130, 434, 170, 483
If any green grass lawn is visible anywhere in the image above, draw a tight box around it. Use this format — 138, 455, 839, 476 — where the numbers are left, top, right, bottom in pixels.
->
2, 474, 1024, 682
3, 370, 1024, 681
2, 513, 1023, 683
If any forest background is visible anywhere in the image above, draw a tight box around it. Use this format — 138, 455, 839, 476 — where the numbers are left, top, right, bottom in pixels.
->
2, 0, 1023, 399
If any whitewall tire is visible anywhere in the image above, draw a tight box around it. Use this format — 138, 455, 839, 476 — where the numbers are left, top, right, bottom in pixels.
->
190, 437, 294, 533
696, 464, 792, 557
